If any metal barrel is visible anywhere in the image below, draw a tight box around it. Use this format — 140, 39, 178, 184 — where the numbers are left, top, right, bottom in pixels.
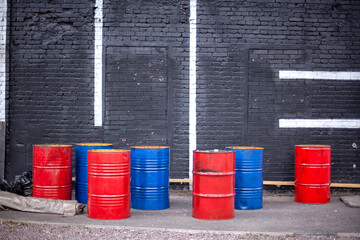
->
295, 145, 331, 204
87, 149, 131, 220
75, 143, 113, 204
192, 150, 235, 220
131, 146, 170, 210
33, 144, 72, 200
226, 146, 264, 210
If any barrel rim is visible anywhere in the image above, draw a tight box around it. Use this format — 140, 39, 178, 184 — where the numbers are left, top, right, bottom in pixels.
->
88, 149, 130, 153
76, 143, 113, 146
226, 146, 264, 150
131, 146, 170, 149
33, 144, 72, 148
194, 149, 234, 153
295, 145, 331, 148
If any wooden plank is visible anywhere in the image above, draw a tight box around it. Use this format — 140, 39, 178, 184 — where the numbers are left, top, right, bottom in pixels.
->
263, 181, 294, 186
330, 183, 360, 188
170, 179, 193, 183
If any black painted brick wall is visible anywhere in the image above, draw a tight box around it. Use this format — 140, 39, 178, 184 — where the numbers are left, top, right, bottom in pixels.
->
6, 0, 190, 179
6, 0, 360, 183
7, 0, 97, 177
197, 0, 360, 182
102, 0, 190, 179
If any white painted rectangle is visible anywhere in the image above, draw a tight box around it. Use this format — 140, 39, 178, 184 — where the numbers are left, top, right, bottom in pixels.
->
279, 119, 360, 129
0, 0, 7, 122
189, 0, 197, 181
279, 71, 360, 80
94, 0, 103, 126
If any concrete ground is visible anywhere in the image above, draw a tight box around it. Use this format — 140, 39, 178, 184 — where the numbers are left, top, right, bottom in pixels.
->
0, 194, 359, 238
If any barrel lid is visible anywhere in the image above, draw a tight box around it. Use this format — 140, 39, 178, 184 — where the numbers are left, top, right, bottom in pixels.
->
226, 146, 264, 150
33, 144, 72, 148
194, 149, 234, 153
76, 143, 113, 146
295, 145, 331, 148
131, 146, 169, 149
88, 149, 130, 153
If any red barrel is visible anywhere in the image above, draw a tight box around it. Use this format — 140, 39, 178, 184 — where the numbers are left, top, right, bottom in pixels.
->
33, 144, 72, 200
87, 149, 130, 220
192, 150, 235, 220
295, 145, 331, 204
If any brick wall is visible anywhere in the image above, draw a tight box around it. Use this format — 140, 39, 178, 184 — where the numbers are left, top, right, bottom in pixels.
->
197, 0, 360, 182
7, 0, 96, 177
5, 0, 360, 183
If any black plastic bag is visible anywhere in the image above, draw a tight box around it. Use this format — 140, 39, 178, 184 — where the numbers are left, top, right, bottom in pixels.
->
0, 171, 32, 196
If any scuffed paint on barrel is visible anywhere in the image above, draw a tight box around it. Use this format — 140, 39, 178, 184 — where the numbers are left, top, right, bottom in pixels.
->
87, 149, 131, 220
33, 144, 72, 200
192, 150, 235, 220
295, 145, 331, 204
131, 146, 170, 210
226, 146, 264, 210
75, 143, 113, 204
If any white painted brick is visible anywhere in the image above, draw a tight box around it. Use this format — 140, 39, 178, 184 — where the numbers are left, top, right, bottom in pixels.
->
189, 0, 197, 181
279, 70, 360, 80
94, 0, 103, 127
279, 119, 360, 129
0, 0, 6, 122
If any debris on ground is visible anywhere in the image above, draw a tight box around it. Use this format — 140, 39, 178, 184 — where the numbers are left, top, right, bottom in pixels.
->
0, 191, 85, 216
340, 196, 360, 208
0, 171, 32, 196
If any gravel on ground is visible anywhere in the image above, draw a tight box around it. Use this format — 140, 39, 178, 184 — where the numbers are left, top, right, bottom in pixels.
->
0, 221, 359, 240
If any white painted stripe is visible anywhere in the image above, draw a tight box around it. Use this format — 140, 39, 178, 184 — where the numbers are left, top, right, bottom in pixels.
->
189, 0, 197, 181
279, 119, 360, 129
94, 0, 103, 126
279, 71, 360, 80
0, 0, 7, 122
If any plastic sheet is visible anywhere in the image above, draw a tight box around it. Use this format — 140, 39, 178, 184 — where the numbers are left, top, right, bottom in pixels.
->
0, 171, 32, 196
0, 191, 85, 216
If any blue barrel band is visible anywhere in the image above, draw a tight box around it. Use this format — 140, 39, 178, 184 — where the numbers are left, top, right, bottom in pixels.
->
235, 168, 263, 171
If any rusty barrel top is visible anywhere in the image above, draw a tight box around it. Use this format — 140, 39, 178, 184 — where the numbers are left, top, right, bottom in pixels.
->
32, 144, 72, 200
192, 150, 235, 220
294, 145, 331, 204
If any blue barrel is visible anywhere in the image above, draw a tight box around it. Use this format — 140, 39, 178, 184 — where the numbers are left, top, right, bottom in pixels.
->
226, 146, 264, 210
75, 143, 113, 204
131, 146, 170, 210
